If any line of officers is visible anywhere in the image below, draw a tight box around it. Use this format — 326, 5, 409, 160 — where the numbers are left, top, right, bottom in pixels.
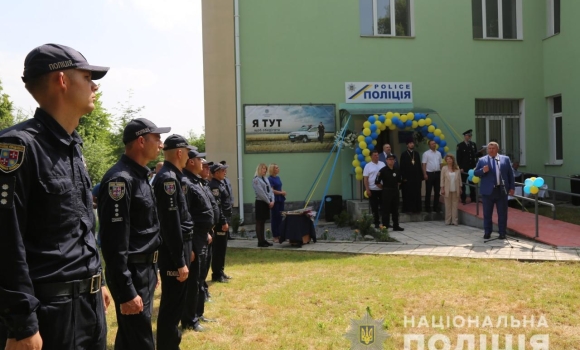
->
97, 119, 234, 350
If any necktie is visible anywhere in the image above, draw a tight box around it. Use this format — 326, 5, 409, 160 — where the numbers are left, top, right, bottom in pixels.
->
491, 157, 497, 185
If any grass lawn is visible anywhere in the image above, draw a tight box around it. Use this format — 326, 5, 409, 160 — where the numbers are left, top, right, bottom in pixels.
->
105, 249, 580, 349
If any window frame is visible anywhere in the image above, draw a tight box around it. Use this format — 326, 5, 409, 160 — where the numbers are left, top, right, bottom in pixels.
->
474, 0, 523, 40
546, 0, 560, 37
548, 95, 563, 164
371, 0, 415, 37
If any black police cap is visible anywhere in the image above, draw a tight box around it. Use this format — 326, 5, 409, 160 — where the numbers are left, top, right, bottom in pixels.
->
187, 146, 206, 159
463, 129, 473, 136
210, 163, 228, 174
386, 154, 396, 159
22, 43, 109, 82
123, 118, 171, 144
163, 134, 189, 150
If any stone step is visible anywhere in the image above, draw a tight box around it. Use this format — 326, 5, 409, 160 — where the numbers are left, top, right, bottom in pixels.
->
346, 199, 446, 223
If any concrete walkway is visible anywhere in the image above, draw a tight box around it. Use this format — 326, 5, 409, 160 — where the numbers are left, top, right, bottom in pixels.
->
228, 221, 580, 262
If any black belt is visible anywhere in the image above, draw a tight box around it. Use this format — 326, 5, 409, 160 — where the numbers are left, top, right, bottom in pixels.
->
127, 251, 158, 264
34, 273, 102, 299
493, 185, 504, 188
183, 231, 193, 241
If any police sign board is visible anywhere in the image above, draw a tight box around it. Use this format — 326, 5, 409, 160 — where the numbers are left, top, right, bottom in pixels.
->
345, 82, 413, 104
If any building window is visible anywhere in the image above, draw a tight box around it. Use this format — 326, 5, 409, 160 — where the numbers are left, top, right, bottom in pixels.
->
475, 99, 522, 162
547, 0, 560, 36
359, 0, 414, 37
472, 0, 523, 39
549, 95, 563, 163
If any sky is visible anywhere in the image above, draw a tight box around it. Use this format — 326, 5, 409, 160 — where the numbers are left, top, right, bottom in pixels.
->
0, 0, 205, 138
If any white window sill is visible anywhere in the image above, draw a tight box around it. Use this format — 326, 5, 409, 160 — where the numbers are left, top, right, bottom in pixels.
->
360, 35, 415, 39
544, 162, 563, 166
473, 38, 523, 42
543, 32, 560, 41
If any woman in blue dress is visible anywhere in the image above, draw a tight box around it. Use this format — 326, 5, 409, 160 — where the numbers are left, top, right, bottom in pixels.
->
268, 163, 286, 243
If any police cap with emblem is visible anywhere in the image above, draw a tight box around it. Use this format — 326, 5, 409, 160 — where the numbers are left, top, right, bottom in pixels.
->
22, 43, 110, 83
163, 134, 189, 150
210, 163, 228, 173
463, 129, 473, 136
187, 145, 206, 159
123, 118, 171, 144
386, 154, 396, 159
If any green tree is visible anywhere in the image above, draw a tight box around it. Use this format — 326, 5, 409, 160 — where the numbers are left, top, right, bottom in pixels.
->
0, 79, 14, 130
110, 92, 145, 163
187, 129, 205, 152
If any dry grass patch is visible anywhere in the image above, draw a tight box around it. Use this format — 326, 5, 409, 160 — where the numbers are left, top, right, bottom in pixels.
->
105, 250, 580, 349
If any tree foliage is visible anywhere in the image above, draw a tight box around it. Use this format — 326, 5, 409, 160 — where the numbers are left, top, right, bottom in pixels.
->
0, 79, 14, 130
187, 129, 206, 152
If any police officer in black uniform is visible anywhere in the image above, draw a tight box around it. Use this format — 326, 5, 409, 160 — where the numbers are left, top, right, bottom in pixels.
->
0, 43, 110, 350
456, 129, 478, 204
98, 118, 169, 350
200, 161, 220, 301
375, 154, 404, 231
220, 160, 236, 240
181, 147, 216, 331
209, 163, 233, 283
152, 134, 194, 350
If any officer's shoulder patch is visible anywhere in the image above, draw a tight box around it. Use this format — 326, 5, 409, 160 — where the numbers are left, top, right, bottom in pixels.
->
212, 188, 220, 197
108, 181, 125, 201
0, 176, 16, 209
164, 181, 176, 195
182, 184, 188, 195
0, 143, 26, 174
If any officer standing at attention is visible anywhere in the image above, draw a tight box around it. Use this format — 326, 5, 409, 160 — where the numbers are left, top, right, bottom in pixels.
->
200, 160, 219, 302
98, 118, 169, 350
181, 147, 216, 331
209, 163, 233, 283
0, 43, 111, 350
220, 160, 236, 240
152, 134, 194, 350
456, 129, 478, 204
375, 154, 405, 232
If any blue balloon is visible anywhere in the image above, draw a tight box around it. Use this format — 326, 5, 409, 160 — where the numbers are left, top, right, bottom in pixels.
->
421, 129, 428, 136
431, 122, 437, 129
357, 154, 365, 161
378, 114, 386, 122
524, 185, 531, 194
365, 136, 372, 144
525, 178, 533, 186
427, 132, 434, 139
405, 120, 413, 127
422, 126, 429, 133
360, 161, 367, 168
434, 136, 441, 143
368, 116, 376, 123
440, 140, 447, 147
439, 149, 445, 157
356, 147, 362, 154
392, 117, 400, 124
370, 124, 377, 132
533, 177, 544, 187
468, 169, 475, 176
370, 132, 379, 140
468, 175, 473, 182
367, 143, 375, 151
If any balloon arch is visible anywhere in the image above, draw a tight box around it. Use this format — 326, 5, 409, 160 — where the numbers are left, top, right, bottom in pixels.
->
352, 112, 449, 180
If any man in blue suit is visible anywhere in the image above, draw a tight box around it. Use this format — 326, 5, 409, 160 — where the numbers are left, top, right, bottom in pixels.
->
474, 142, 515, 239
378, 143, 399, 169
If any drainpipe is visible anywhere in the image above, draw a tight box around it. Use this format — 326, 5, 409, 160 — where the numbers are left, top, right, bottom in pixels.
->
234, 0, 244, 223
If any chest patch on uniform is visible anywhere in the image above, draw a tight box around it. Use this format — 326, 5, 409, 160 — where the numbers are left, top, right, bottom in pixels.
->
0, 176, 16, 209
108, 182, 125, 201
393, 173, 397, 177
164, 181, 176, 195
212, 188, 220, 197
182, 184, 188, 195
0, 143, 25, 174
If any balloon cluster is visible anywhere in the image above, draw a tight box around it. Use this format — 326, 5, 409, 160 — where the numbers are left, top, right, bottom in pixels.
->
467, 169, 480, 184
352, 112, 449, 180
524, 177, 544, 195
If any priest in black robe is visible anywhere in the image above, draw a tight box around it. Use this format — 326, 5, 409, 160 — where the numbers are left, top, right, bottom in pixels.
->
399, 138, 423, 213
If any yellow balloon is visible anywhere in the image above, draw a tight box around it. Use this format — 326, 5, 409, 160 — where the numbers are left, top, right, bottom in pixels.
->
359, 141, 367, 149
530, 177, 536, 182
374, 114, 379, 118
374, 121, 382, 128
362, 148, 370, 156
400, 114, 408, 123
386, 112, 393, 119
425, 118, 432, 125
354, 154, 358, 160
394, 112, 400, 118
352, 160, 360, 167
412, 121, 418, 129
389, 124, 397, 130
435, 144, 439, 149
355, 166, 363, 174
379, 125, 387, 131
434, 129, 442, 136
372, 140, 377, 145
530, 186, 539, 194
363, 128, 371, 136
439, 134, 445, 140
444, 146, 449, 152
472, 176, 480, 184
363, 191, 369, 198
357, 135, 365, 142
363, 121, 371, 128
384, 119, 392, 127
365, 156, 371, 162
407, 112, 415, 120
418, 119, 426, 127
356, 173, 363, 181
428, 125, 435, 132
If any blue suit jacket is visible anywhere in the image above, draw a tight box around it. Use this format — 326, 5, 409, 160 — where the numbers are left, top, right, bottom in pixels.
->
378, 152, 399, 169
474, 155, 515, 196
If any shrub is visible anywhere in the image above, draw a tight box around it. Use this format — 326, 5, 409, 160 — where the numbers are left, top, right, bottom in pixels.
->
352, 213, 375, 238
333, 210, 351, 227
231, 214, 241, 233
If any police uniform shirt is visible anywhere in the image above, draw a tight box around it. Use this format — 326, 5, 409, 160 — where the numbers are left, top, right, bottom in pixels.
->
202, 178, 220, 226
209, 178, 232, 227
152, 161, 194, 270
183, 169, 214, 229
0, 108, 101, 339
98, 154, 162, 303
456, 140, 478, 170
375, 165, 402, 190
